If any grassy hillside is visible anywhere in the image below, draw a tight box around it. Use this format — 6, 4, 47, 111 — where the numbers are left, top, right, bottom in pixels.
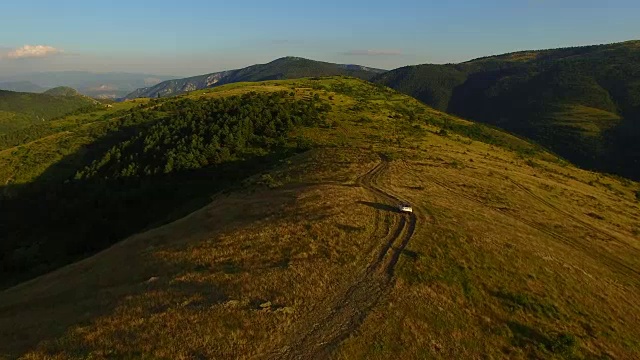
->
0, 89, 99, 134
124, 57, 385, 99
374, 40, 640, 180
1, 78, 639, 359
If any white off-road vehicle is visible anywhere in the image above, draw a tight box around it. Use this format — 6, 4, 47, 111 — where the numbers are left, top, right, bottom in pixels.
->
398, 203, 413, 213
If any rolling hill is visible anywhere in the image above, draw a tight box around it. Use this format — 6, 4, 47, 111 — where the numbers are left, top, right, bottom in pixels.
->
124, 57, 385, 99
374, 40, 640, 180
0, 77, 639, 359
42, 86, 81, 97
0, 87, 99, 134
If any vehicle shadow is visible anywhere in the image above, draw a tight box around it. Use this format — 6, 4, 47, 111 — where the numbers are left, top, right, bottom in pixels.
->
357, 201, 399, 213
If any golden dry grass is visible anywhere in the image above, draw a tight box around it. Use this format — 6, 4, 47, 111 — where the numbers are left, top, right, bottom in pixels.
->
1, 77, 639, 359
335, 148, 640, 359
2, 179, 381, 359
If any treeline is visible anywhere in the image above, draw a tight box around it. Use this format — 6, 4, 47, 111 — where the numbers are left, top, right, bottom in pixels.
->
0, 91, 328, 289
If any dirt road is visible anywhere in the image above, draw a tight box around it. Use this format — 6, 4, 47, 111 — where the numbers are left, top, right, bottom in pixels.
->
267, 158, 418, 360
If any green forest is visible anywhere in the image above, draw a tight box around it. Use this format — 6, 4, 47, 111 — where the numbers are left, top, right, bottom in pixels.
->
0, 91, 330, 288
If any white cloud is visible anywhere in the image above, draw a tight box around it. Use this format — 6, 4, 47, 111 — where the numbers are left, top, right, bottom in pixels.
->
6, 45, 63, 59
342, 49, 402, 56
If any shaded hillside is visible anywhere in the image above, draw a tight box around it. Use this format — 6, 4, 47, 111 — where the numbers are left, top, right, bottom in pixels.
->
374, 40, 640, 179
1, 77, 639, 359
0, 89, 99, 134
0, 87, 332, 289
124, 57, 385, 99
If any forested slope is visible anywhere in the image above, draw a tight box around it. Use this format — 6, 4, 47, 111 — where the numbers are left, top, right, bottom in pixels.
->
374, 40, 640, 179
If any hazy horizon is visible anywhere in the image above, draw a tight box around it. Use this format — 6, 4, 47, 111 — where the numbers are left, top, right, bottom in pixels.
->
1, 0, 638, 77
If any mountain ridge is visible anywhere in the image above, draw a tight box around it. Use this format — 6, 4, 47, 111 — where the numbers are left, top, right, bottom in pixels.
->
0, 81, 46, 93
124, 57, 386, 99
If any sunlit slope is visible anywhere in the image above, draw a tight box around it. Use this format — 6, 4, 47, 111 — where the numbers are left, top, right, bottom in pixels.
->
0, 77, 639, 359
0, 99, 143, 187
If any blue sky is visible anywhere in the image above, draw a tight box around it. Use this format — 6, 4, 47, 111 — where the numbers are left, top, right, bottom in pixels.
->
0, 0, 638, 76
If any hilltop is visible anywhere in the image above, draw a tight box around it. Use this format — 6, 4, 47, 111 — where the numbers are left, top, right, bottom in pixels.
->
374, 40, 640, 180
43, 86, 80, 97
0, 77, 639, 359
124, 57, 385, 99
0, 89, 100, 134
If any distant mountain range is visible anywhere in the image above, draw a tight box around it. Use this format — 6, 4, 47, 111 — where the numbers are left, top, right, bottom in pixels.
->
124, 57, 385, 99
0, 72, 177, 99
373, 40, 640, 180
0, 81, 47, 93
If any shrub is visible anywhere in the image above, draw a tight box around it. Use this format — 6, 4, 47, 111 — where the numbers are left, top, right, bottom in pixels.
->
295, 137, 314, 151
635, 190, 640, 201
525, 159, 539, 168
450, 160, 463, 169
548, 333, 577, 354
258, 174, 279, 188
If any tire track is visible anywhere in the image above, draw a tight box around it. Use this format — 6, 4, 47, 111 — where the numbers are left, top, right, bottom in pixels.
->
358, 160, 418, 275
267, 158, 418, 360
400, 162, 640, 280
508, 178, 633, 247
